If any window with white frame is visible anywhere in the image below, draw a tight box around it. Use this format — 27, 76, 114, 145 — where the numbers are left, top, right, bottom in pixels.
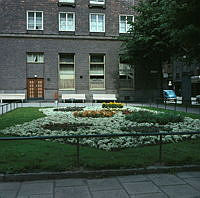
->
27, 11, 43, 30
59, 0, 75, 3
59, 12, 75, 31
59, 54, 75, 89
119, 56, 134, 89
119, 15, 134, 33
27, 53, 44, 63
90, 0, 105, 5
90, 14, 105, 32
89, 54, 105, 89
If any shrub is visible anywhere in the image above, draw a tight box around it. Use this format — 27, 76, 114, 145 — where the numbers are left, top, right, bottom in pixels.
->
42, 122, 92, 131
121, 126, 171, 133
73, 110, 116, 118
102, 102, 124, 108
125, 111, 184, 125
53, 107, 84, 112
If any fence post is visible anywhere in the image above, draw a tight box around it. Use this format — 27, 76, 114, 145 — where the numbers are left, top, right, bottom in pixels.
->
76, 137, 80, 168
164, 99, 166, 110
159, 134, 163, 164
174, 99, 177, 111
1, 105, 3, 115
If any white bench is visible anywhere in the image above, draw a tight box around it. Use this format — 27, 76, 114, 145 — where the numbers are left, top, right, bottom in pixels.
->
92, 94, 117, 102
62, 94, 86, 103
0, 93, 26, 103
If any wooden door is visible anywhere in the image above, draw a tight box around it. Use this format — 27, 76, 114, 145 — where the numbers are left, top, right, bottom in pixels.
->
27, 78, 44, 99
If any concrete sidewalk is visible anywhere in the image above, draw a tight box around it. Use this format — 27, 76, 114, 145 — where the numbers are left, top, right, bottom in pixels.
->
0, 171, 200, 198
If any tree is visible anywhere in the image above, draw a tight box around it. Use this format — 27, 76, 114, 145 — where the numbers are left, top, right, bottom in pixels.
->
120, 0, 200, 98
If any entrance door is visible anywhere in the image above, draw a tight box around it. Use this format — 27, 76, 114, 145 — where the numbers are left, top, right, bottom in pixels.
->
27, 78, 44, 99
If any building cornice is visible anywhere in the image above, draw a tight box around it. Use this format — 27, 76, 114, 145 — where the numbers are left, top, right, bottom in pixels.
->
0, 33, 120, 41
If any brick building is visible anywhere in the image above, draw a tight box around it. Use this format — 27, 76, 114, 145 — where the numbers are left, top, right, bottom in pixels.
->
0, 0, 162, 101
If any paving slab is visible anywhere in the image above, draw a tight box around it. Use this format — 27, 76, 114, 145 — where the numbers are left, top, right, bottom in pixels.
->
29, 194, 53, 198
177, 171, 200, 178
184, 177, 200, 192
55, 178, 86, 187
134, 192, 168, 198
122, 181, 161, 195
147, 173, 186, 186
18, 181, 53, 196
91, 189, 130, 198
55, 186, 91, 198
0, 190, 18, 198
0, 182, 21, 191
87, 178, 121, 191
160, 184, 200, 198
118, 175, 149, 183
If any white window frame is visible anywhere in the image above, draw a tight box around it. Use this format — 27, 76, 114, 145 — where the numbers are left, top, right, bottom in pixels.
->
89, 13, 105, 33
89, 54, 105, 90
59, 12, 75, 31
119, 15, 134, 33
27, 53, 44, 63
58, 53, 75, 90
27, 11, 43, 30
90, 0, 105, 5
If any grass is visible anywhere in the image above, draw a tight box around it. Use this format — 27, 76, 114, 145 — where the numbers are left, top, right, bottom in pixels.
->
140, 106, 200, 120
0, 107, 45, 131
0, 107, 200, 173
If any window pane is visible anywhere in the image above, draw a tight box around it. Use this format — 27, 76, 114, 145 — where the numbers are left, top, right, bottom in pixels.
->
127, 16, 133, 22
91, 55, 104, 62
120, 16, 126, 22
91, 14, 97, 32
67, 13, 74, 31
60, 13, 66, 31
60, 54, 74, 63
120, 21, 126, 33
28, 12, 34, 29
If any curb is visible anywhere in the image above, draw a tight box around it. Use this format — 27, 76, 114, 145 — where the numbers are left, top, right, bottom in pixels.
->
0, 165, 200, 182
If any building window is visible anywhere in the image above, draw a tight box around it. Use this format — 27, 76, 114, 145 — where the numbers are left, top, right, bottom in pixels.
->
90, 0, 105, 5
59, 12, 75, 31
27, 53, 44, 63
90, 14, 105, 32
89, 54, 105, 89
59, 54, 75, 90
27, 11, 43, 30
119, 56, 134, 89
119, 15, 133, 33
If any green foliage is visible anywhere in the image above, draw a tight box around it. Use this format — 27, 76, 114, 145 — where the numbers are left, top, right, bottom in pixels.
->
125, 111, 184, 125
120, 0, 200, 69
42, 122, 93, 131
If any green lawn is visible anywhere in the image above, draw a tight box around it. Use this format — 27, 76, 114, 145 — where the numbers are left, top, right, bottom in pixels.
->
140, 106, 200, 120
0, 107, 200, 173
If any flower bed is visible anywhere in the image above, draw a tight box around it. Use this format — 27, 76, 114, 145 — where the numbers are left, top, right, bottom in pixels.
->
73, 110, 115, 118
102, 102, 124, 108
1, 106, 200, 151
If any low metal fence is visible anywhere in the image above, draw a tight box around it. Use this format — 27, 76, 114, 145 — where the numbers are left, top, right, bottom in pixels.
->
0, 102, 22, 115
0, 131, 199, 167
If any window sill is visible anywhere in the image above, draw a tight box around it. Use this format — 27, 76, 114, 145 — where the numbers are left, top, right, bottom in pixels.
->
27, 30, 44, 34
59, 31, 75, 35
88, 3, 105, 9
59, 89, 75, 91
89, 32, 105, 36
58, 2, 76, 7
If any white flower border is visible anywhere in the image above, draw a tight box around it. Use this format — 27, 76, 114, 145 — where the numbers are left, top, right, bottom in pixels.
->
1, 106, 200, 151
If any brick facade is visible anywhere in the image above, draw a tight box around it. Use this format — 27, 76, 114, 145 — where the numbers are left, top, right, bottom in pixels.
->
0, 0, 146, 101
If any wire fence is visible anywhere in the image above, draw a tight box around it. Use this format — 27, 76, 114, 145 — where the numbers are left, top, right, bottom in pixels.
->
0, 131, 200, 167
